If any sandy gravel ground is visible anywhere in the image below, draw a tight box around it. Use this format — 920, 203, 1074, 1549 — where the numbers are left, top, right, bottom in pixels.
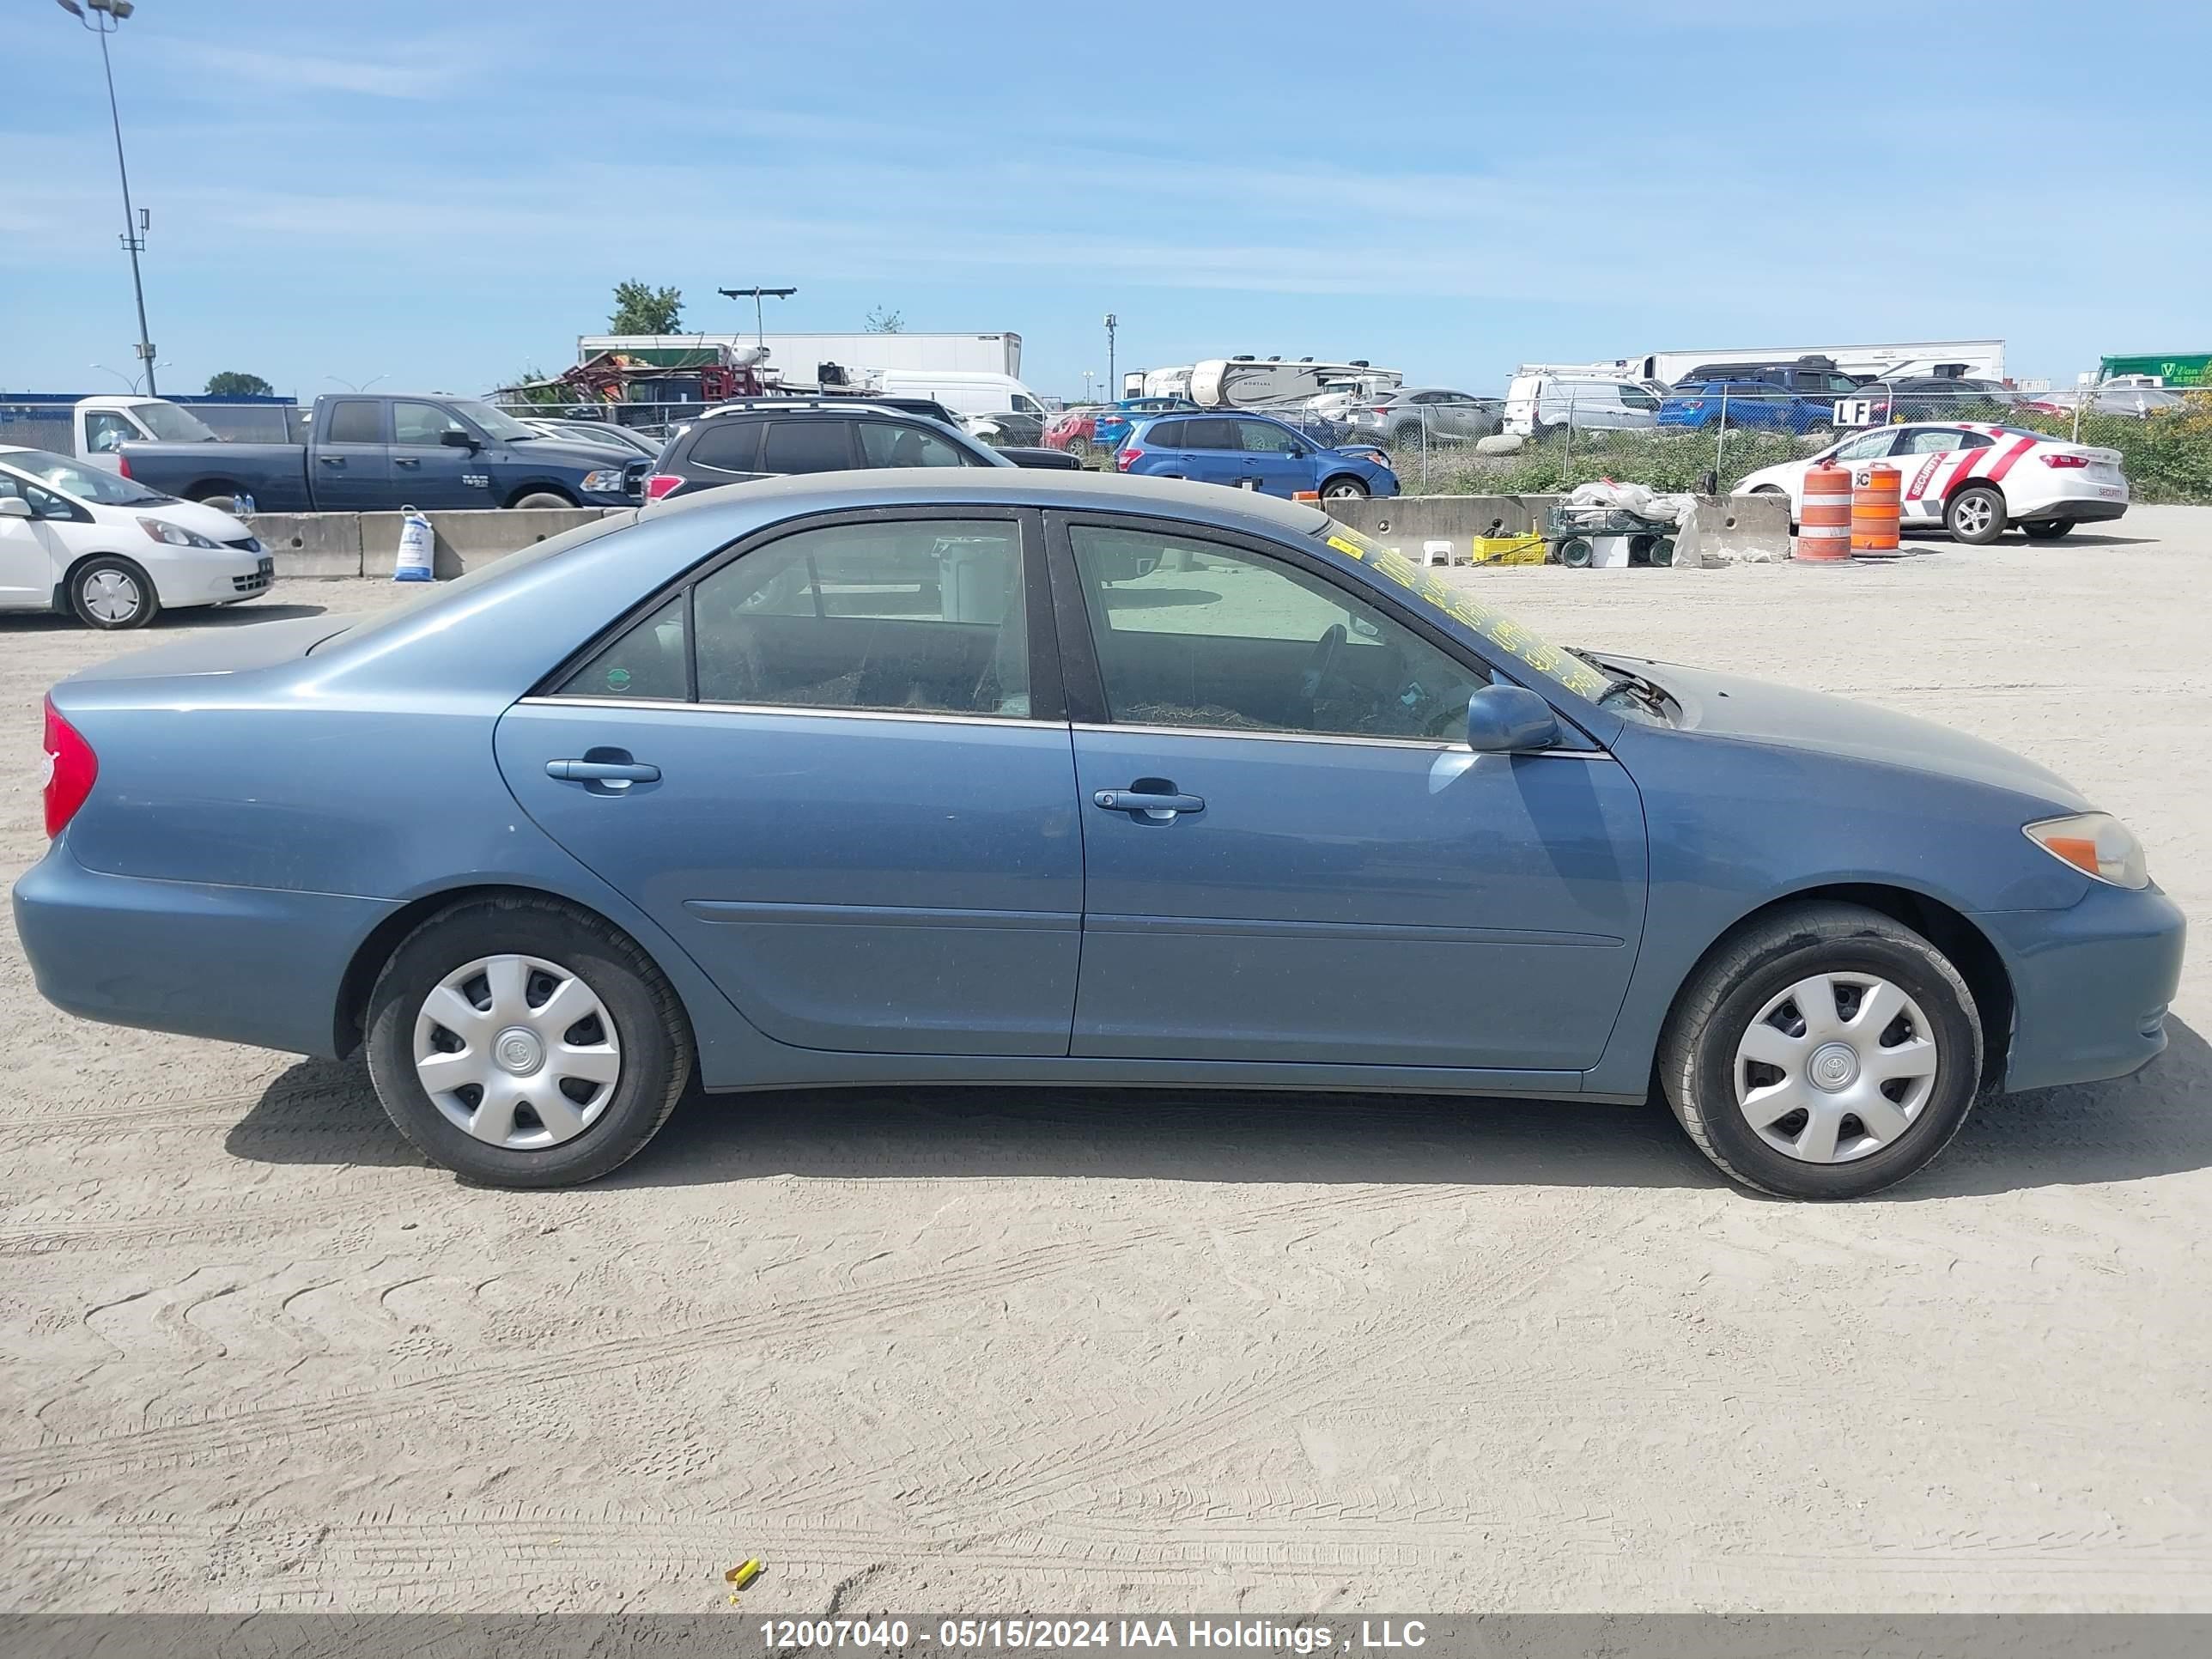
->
2, 512, 2206, 1615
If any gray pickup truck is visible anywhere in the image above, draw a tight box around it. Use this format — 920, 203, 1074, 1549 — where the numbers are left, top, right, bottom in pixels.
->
117, 392, 641, 513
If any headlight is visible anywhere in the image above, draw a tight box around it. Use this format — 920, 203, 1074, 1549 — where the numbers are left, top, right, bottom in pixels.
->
580, 469, 626, 494
138, 517, 220, 549
2024, 812, 2148, 889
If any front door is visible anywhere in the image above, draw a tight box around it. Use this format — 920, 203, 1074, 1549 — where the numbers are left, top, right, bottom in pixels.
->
390, 400, 489, 508
313, 398, 392, 510
1233, 419, 1311, 497
1052, 519, 1648, 1073
496, 509, 1083, 1056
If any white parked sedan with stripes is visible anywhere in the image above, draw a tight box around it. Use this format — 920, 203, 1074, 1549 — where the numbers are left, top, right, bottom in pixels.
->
1735, 422, 2129, 544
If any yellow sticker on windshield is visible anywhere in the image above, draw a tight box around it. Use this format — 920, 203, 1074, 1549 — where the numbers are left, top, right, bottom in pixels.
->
1325, 534, 1367, 560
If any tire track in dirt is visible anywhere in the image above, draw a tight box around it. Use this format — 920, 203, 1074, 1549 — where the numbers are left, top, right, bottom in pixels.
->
3, 1182, 1462, 1486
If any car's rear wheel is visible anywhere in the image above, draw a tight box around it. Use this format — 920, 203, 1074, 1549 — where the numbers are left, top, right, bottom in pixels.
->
1389, 422, 1424, 447
1945, 484, 2007, 544
364, 895, 693, 1188
68, 556, 159, 630
1658, 902, 1982, 1199
2021, 519, 2075, 541
1320, 476, 1369, 500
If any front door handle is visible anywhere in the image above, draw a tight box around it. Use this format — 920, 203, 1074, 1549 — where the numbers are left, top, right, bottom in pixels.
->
1094, 787, 1204, 819
547, 758, 660, 784
318, 455, 345, 466
394, 456, 420, 467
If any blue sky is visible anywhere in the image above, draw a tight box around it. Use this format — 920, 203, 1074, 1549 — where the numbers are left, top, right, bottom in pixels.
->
4, 0, 2208, 403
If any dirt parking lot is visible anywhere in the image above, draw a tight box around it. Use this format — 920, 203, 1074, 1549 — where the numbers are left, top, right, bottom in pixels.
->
3, 512, 2208, 1615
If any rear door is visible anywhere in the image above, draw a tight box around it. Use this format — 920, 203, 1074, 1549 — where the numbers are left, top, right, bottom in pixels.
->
496, 507, 1083, 1056
1171, 417, 1243, 485
1895, 427, 1993, 520
390, 400, 486, 508
757, 418, 857, 477
1048, 515, 1648, 1073
0, 471, 62, 606
312, 398, 392, 510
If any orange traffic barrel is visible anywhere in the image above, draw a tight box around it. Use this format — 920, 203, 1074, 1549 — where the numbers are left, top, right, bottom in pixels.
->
1797, 464, 1852, 562
1851, 463, 1902, 555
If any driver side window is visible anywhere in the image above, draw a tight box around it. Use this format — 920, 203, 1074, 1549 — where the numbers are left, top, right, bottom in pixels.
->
1832, 431, 1898, 462
1066, 526, 1481, 742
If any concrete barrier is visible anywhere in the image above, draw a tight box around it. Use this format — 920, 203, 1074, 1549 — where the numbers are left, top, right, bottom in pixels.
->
1324, 493, 1792, 568
354, 507, 615, 580
246, 514, 363, 578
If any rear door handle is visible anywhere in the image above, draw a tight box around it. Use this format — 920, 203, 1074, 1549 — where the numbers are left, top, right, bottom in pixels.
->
1094, 787, 1204, 818
318, 455, 344, 466
394, 456, 419, 467
547, 758, 660, 783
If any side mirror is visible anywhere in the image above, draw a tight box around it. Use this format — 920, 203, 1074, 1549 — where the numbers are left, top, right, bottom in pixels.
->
0, 497, 33, 520
440, 428, 477, 449
1464, 683, 1560, 753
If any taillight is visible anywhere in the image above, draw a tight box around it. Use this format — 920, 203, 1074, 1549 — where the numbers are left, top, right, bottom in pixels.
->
1115, 447, 1142, 471
116, 453, 131, 479
644, 473, 684, 500
42, 696, 97, 839
2039, 452, 2091, 469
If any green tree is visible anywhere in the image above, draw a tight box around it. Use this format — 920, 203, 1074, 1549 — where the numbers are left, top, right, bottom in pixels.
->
204, 370, 274, 397
501, 367, 569, 408
609, 280, 684, 334
865, 305, 905, 333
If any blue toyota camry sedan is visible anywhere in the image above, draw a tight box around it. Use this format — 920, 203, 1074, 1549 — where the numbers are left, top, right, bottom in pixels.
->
15, 472, 2183, 1198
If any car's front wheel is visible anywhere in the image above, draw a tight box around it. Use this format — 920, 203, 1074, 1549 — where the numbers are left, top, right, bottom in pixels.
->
1657, 902, 1982, 1199
68, 556, 159, 630
1945, 484, 2008, 544
364, 895, 693, 1188
1320, 476, 1370, 500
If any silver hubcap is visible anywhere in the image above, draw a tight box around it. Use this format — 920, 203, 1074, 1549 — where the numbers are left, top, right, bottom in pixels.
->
1325, 482, 1362, 498
412, 954, 621, 1149
1733, 972, 1939, 1164
83, 569, 142, 623
1954, 495, 1995, 535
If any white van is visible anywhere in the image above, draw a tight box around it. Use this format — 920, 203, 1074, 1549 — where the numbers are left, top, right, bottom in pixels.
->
1501, 374, 1661, 437
872, 369, 1047, 421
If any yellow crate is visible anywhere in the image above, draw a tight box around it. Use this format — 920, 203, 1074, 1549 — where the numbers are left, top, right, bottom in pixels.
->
1468, 535, 1546, 565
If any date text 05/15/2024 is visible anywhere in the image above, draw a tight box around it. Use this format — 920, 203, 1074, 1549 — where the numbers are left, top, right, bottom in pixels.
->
754, 1617, 1429, 1652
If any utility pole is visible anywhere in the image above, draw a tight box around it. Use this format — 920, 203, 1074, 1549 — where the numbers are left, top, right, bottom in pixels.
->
715, 286, 798, 347
1103, 313, 1117, 398
59, 0, 156, 396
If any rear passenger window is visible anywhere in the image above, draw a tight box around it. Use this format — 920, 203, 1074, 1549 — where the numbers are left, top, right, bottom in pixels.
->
1182, 418, 1238, 450
556, 596, 690, 701
688, 420, 763, 472
690, 520, 1030, 718
323, 401, 381, 445
759, 421, 852, 474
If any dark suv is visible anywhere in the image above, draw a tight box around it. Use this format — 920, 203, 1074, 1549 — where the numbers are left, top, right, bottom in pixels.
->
643, 402, 1075, 501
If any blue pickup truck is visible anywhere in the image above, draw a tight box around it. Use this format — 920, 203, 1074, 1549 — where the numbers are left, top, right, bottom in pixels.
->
116, 393, 641, 513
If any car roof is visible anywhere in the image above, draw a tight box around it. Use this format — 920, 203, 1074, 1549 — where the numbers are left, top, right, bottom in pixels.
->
646, 465, 1335, 537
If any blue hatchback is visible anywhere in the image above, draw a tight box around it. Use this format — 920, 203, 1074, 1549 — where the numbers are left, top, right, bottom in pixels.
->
1657, 379, 1840, 436
1115, 411, 1398, 500
15, 473, 2181, 1199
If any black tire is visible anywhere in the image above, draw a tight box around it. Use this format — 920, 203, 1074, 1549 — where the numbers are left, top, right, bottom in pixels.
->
1944, 483, 2008, 544
67, 555, 160, 630
194, 489, 242, 513
364, 894, 694, 1188
1389, 422, 1424, 447
1657, 902, 1983, 1200
511, 490, 576, 510
2021, 519, 2075, 541
1557, 537, 1594, 568
1319, 475, 1369, 500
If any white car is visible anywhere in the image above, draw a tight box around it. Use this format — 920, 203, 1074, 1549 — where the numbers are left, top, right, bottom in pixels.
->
0, 447, 272, 629
1734, 422, 2129, 544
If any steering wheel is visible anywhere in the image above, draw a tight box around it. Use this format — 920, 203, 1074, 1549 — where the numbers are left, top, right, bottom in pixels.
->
1296, 623, 1347, 720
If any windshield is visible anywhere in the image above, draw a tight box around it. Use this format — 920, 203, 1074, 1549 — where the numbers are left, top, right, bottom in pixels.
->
2, 448, 177, 506
447, 398, 537, 442
131, 402, 222, 442
1317, 524, 1609, 702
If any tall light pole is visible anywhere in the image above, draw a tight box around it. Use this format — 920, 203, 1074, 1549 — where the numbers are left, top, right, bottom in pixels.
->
1103, 313, 1117, 398
58, 0, 157, 396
